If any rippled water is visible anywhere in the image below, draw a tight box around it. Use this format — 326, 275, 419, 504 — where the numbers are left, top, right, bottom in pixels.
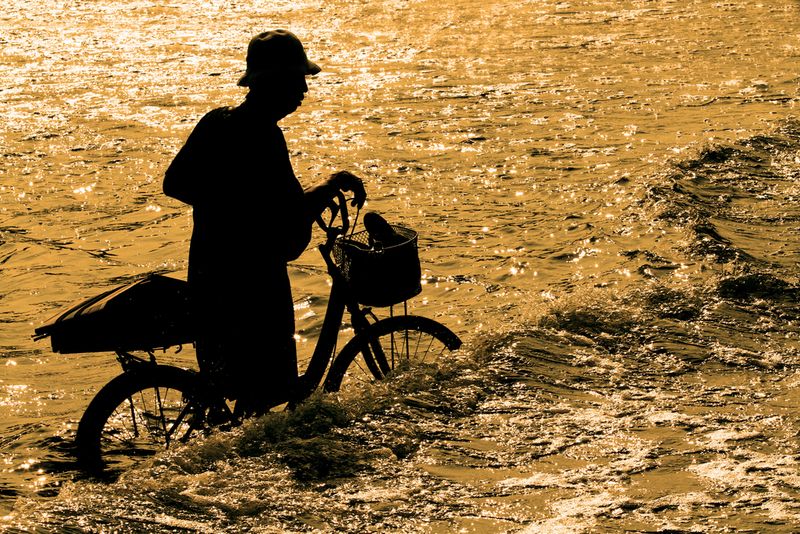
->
2, 0, 800, 531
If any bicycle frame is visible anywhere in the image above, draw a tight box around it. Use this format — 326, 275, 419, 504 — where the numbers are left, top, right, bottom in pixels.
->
70, 193, 462, 471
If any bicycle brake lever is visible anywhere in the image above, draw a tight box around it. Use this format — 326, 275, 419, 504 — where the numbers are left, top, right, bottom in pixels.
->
315, 191, 350, 237
338, 191, 350, 235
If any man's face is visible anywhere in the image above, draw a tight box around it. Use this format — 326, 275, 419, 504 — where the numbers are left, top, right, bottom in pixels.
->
248, 72, 309, 120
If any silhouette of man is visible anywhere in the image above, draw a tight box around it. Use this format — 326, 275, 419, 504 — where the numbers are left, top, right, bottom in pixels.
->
163, 30, 365, 415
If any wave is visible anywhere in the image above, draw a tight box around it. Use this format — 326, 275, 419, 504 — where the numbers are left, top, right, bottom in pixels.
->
645, 119, 800, 268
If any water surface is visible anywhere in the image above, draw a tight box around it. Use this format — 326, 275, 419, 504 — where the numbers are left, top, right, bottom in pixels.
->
2, 0, 800, 531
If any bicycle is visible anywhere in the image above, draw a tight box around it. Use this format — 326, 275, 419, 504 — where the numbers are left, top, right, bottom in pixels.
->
34, 193, 462, 474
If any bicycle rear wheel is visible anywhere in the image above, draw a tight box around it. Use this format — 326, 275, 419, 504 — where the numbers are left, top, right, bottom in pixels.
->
76, 365, 207, 474
324, 315, 462, 392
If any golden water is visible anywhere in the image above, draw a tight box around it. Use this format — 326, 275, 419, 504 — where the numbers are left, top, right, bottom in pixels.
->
2, 0, 800, 531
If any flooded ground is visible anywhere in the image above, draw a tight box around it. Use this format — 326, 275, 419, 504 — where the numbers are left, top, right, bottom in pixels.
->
1, 0, 800, 531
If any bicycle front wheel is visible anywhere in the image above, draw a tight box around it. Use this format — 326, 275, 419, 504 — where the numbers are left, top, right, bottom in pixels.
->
324, 315, 462, 392
76, 365, 204, 474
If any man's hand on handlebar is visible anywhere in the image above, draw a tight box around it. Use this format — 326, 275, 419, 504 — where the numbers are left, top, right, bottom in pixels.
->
307, 170, 366, 235
330, 171, 366, 209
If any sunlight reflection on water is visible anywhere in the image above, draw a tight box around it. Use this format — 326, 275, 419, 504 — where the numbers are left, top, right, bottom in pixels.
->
1, 0, 800, 530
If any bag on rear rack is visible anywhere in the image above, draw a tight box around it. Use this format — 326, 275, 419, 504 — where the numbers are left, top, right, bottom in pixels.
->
33, 274, 194, 354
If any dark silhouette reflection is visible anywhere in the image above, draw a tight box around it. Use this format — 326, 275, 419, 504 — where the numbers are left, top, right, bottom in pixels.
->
163, 30, 366, 416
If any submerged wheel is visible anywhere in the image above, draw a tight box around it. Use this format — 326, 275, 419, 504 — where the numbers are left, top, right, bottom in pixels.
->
76, 365, 207, 474
324, 315, 462, 392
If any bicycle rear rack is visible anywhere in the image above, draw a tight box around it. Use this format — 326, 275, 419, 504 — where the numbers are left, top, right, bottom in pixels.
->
114, 351, 157, 372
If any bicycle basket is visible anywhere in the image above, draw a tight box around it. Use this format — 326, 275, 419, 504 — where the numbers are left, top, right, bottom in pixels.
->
332, 225, 422, 307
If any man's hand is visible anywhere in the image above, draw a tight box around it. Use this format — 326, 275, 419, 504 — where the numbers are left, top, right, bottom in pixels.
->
330, 171, 366, 209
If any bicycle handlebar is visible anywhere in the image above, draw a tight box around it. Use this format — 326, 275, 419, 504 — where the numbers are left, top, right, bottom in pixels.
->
315, 190, 351, 238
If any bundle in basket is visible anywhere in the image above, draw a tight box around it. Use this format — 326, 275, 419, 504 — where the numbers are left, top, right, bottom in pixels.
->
332, 225, 422, 307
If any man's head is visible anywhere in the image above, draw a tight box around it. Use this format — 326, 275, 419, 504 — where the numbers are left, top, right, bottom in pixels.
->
238, 30, 320, 88
239, 30, 320, 121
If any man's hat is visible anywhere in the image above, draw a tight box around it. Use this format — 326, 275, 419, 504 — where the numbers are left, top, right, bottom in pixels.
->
237, 30, 321, 87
